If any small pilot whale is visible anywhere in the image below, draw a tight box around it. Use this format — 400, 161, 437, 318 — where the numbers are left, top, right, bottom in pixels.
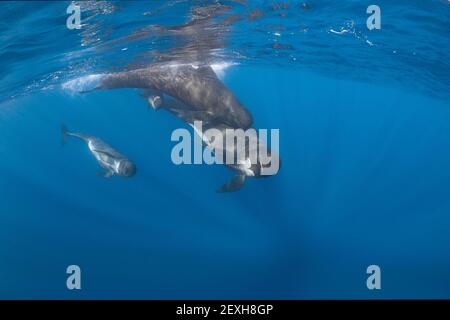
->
61, 125, 136, 178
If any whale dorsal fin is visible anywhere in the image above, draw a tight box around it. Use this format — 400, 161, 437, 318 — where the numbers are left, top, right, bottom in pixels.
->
196, 65, 218, 80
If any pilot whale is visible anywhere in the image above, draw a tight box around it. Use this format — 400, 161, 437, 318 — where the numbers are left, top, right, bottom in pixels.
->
188, 122, 279, 193
61, 125, 136, 178
64, 63, 253, 130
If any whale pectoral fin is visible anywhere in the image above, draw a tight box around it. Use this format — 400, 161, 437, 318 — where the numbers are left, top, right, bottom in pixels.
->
217, 175, 246, 193
148, 95, 163, 110
140, 89, 164, 110
97, 170, 114, 178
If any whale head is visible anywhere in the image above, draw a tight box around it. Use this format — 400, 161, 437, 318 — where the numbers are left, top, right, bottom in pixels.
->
234, 151, 281, 179
118, 160, 137, 177
252, 149, 281, 178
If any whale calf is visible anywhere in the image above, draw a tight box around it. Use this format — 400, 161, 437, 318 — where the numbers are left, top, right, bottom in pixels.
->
61, 125, 136, 178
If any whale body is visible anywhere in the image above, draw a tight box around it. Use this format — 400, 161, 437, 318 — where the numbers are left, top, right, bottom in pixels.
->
65, 63, 253, 130
61, 125, 136, 178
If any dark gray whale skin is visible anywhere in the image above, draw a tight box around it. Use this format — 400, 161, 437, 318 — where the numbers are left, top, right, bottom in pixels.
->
97, 63, 253, 130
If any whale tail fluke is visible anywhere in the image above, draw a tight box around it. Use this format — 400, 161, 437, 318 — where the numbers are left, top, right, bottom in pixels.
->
61, 123, 69, 146
60, 124, 89, 144
62, 74, 106, 94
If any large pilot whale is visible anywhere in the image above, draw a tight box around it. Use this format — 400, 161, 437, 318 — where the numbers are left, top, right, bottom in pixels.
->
65, 63, 253, 130
61, 125, 136, 178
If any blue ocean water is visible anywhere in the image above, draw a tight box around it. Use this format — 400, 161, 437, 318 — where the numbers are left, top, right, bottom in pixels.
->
0, 0, 450, 299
